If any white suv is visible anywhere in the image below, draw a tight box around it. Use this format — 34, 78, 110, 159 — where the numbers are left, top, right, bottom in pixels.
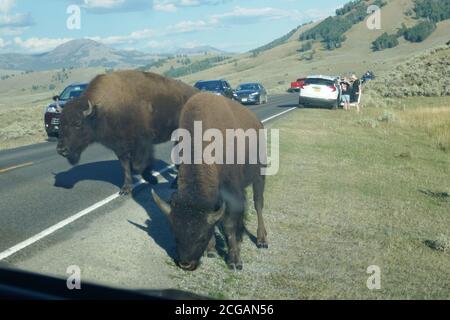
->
298, 75, 341, 109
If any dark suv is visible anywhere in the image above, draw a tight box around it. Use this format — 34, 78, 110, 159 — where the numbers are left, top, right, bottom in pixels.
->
44, 83, 88, 137
194, 80, 234, 99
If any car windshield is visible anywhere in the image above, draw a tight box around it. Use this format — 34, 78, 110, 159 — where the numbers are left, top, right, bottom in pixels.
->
304, 78, 335, 86
237, 84, 259, 91
3, 0, 449, 304
59, 84, 88, 101
195, 81, 222, 91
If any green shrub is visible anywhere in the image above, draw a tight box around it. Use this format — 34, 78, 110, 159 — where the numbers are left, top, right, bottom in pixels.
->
366, 46, 450, 97
414, 0, 450, 23
403, 21, 437, 43
298, 41, 313, 52
372, 32, 399, 51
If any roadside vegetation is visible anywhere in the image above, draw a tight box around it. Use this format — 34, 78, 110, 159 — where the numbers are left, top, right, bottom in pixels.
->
366, 46, 450, 97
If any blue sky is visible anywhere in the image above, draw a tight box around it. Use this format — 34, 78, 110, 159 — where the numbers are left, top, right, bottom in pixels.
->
0, 0, 344, 54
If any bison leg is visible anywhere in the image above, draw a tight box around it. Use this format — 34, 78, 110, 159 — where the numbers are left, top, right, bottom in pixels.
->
223, 200, 245, 271
253, 175, 268, 249
206, 234, 217, 258
118, 153, 133, 195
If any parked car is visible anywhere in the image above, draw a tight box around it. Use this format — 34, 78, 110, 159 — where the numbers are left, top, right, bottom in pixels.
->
234, 82, 268, 105
289, 78, 306, 92
194, 80, 234, 100
298, 75, 341, 109
44, 83, 88, 137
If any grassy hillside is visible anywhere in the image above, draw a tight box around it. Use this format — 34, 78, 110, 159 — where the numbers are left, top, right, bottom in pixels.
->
178, 0, 450, 92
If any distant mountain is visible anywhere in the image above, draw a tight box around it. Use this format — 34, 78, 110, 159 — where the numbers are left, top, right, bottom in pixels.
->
172, 46, 228, 56
0, 39, 161, 71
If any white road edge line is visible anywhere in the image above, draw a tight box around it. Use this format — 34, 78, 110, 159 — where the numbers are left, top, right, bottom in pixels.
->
261, 107, 297, 123
0, 106, 297, 261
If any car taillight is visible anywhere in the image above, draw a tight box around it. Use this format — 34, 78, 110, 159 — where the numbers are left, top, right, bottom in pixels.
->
45, 112, 53, 124
328, 85, 336, 92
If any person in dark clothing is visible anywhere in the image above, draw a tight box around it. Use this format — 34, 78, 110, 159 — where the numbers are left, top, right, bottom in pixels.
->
351, 74, 361, 112
340, 78, 351, 111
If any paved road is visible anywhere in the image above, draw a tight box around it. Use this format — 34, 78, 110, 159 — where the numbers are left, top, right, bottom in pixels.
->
0, 93, 298, 257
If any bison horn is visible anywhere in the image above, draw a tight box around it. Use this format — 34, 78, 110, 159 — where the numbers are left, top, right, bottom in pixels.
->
207, 202, 226, 226
151, 189, 171, 218
83, 100, 95, 118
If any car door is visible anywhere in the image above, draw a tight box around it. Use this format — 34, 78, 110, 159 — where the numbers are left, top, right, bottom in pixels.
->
259, 84, 267, 101
223, 81, 233, 99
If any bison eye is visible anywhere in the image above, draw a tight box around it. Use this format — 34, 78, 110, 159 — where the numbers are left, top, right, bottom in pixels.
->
73, 120, 82, 128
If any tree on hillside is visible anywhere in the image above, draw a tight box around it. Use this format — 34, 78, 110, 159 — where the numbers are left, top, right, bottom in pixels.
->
372, 32, 399, 51
414, 0, 450, 22
403, 21, 437, 42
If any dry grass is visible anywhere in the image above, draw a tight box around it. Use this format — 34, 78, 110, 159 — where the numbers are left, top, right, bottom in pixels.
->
398, 107, 450, 152
360, 95, 450, 152
171, 99, 450, 299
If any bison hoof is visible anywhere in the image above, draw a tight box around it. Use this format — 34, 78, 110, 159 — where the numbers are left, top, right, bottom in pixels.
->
228, 262, 243, 271
257, 241, 269, 249
119, 186, 133, 196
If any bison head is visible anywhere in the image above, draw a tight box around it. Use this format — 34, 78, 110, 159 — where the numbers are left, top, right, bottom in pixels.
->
151, 189, 225, 271
57, 98, 96, 166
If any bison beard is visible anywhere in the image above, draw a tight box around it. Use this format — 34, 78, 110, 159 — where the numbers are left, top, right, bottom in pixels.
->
152, 92, 268, 271
56, 70, 198, 195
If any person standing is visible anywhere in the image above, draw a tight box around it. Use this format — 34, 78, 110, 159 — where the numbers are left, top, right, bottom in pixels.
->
340, 78, 351, 111
351, 74, 361, 112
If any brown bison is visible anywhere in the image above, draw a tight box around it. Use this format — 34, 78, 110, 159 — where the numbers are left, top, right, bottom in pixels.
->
57, 70, 198, 195
152, 92, 268, 271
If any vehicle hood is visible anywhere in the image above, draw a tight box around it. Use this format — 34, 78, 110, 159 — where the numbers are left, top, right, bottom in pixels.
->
47, 100, 68, 109
235, 89, 259, 95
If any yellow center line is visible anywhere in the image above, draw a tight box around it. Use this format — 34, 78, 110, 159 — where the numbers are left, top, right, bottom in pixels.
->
0, 162, 34, 174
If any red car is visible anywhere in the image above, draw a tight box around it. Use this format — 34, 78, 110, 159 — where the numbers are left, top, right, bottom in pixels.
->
289, 78, 306, 92
44, 83, 88, 137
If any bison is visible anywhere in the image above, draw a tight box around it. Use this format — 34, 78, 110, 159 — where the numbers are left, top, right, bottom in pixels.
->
56, 70, 198, 195
151, 92, 268, 271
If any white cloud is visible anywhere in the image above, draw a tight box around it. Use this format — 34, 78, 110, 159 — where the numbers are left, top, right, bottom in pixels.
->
162, 6, 305, 33
72, 0, 150, 13
89, 28, 157, 45
0, 0, 33, 36
211, 6, 303, 24
154, 2, 177, 12
0, 0, 15, 14
0, 37, 7, 48
165, 19, 215, 33
82, 0, 126, 9
0, 12, 33, 28
153, 0, 230, 12
13, 37, 73, 53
